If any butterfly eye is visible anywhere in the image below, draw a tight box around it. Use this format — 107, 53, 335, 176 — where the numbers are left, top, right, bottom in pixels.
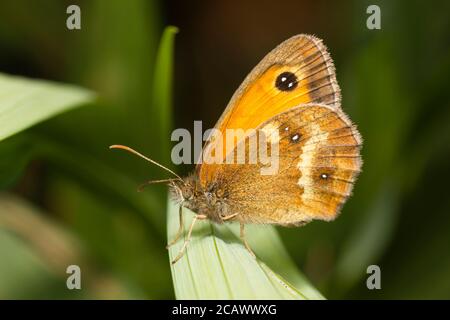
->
275, 72, 298, 91
183, 188, 193, 200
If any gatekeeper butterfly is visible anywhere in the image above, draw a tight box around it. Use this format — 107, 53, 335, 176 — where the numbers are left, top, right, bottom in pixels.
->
111, 34, 362, 264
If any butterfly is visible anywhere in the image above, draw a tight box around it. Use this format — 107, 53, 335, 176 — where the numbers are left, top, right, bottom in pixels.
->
111, 34, 362, 264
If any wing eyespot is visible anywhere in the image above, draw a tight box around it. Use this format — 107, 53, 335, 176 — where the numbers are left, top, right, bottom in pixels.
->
275, 72, 298, 91
320, 173, 329, 180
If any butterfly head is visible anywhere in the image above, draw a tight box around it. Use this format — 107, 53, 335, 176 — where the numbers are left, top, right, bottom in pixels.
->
170, 174, 232, 224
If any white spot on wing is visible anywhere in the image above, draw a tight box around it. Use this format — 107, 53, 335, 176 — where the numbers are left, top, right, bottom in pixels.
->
297, 123, 328, 199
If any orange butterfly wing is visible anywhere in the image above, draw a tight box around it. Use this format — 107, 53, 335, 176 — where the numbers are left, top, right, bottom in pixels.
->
216, 104, 362, 225
198, 34, 341, 186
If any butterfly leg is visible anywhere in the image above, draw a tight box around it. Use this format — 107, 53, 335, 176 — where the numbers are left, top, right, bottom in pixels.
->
240, 223, 256, 258
171, 214, 207, 264
221, 212, 239, 221
166, 205, 185, 249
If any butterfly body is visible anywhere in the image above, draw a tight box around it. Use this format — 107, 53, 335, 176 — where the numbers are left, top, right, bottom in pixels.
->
171, 172, 309, 226
171, 174, 232, 224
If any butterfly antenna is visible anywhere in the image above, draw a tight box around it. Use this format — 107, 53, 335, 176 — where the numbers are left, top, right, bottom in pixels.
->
109, 145, 183, 182
137, 179, 178, 192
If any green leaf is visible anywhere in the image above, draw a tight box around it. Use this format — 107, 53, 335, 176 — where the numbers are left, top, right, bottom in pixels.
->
167, 198, 324, 299
151, 26, 178, 163
0, 73, 95, 142
0, 135, 32, 188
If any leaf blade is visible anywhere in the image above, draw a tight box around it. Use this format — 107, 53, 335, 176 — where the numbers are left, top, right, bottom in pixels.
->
167, 198, 324, 299
151, 26, 178, 163
0, 73, 95, 141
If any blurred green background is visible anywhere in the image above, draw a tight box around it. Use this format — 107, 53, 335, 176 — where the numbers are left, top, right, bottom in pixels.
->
0, 0, 449, 299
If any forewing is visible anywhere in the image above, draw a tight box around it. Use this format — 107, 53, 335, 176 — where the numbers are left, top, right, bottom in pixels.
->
199, 34, 341, 185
